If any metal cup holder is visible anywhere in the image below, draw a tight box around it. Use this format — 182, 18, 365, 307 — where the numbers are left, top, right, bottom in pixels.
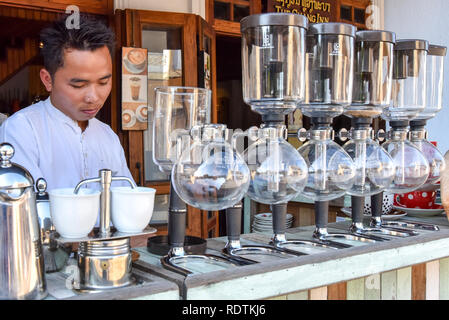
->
53, 169, 157, 291
313, 227, 387, 247
222, 238, 300, 265
162, 253, 250, 277
350, 221, 418, 239
380, 220, 440, 232
271, 234, 340, 254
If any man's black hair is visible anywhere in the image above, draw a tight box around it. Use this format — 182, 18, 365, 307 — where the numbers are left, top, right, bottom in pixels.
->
40, 15, 115, 78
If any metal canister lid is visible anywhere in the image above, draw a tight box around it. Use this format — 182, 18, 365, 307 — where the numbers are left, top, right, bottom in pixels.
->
394, 39, 429, 51
0, 143, 34, 189
429, 44, 447, 56
356, 30, 396, 44
308, 22, 356, 37
240, 13, 308, 32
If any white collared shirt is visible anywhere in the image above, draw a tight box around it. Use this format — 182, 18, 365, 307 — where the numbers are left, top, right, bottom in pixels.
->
0, 97, 134, 192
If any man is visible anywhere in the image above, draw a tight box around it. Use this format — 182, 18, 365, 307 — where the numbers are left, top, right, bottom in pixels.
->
0, 15, 134, 191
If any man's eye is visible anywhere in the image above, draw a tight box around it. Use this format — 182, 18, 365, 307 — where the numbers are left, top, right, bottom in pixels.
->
71, 84, 84, 89
99, 82, 109, 86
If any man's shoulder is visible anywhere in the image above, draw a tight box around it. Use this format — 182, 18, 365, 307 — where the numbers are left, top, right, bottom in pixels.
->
2, 101, 45, 127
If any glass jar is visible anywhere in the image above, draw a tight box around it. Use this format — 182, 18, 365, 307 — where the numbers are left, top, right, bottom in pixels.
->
240, 13, 308, 116
415, 45, 447, 120
300, 23, 356, 119
152, 87, 211, 173
347, 30, 396, 119
383, 39, 428, 121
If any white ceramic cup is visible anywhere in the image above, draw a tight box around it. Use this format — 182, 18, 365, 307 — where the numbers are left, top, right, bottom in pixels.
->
111, 187, 156, 233
49, 188, 100, 238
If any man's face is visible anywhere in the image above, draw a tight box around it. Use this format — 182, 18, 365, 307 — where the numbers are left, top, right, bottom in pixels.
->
46, 46, 112, 128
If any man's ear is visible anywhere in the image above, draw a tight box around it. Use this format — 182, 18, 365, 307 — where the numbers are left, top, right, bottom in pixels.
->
40, 68, 53, 92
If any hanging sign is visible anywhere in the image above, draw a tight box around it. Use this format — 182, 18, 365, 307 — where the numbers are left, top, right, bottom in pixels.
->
267, 0, 338, 23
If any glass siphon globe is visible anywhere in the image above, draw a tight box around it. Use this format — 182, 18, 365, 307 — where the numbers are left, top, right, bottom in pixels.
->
298, 139, 356, 201
412, 139, 446, 187
171, 124, 250, 211
382, 140, 430, 193
343, 138, 396, 196
243, 127, 308, 205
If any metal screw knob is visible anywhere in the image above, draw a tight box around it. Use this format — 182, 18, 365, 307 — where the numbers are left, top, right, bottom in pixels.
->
36, 178, 47, 195
0, 143, 14, 167
338, 128, 349, 141
0, 143, 14, 160
297, 128, 308, 142
248, 126, 259, 141
376, 129, 386, 142
190, 125, 202, 141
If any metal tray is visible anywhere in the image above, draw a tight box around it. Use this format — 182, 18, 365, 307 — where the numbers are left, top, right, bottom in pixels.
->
54, 226, 157, 244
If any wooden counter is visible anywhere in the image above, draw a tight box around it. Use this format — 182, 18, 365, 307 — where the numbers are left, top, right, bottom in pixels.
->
135, 213, 449, 300
45, 212, 449, 300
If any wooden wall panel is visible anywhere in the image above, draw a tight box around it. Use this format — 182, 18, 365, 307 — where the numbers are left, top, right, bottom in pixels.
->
309, 286, 328, 300
346, 278, 365, 300
327, 282, 347, 300
412, 263, 427, 300
439, 257, 449, 299
426, 260, 440, 300
364, 273, 381, 300
380, 270, 397, 300
396, 267, 412, 300
261, 257, 449, 300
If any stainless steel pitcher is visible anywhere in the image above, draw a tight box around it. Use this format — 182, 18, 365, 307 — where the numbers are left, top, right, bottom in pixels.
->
0, 143, 47, 299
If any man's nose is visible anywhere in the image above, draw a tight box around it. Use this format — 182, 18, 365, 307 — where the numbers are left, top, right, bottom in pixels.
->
84, 86, 100, 103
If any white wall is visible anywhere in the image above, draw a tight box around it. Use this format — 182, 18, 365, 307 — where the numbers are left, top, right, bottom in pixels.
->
114, 0, 206, 19
384, 0, 449, 154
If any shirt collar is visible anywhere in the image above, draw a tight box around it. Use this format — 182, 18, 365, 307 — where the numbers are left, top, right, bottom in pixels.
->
44, 97, 92, 132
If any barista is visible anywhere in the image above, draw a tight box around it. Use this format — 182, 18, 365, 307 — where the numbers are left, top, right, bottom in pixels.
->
0, 15, 134, 191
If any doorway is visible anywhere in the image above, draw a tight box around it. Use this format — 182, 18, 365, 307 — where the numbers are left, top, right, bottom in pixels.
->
215, 34, 262, 236
215, 35, 261, 130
